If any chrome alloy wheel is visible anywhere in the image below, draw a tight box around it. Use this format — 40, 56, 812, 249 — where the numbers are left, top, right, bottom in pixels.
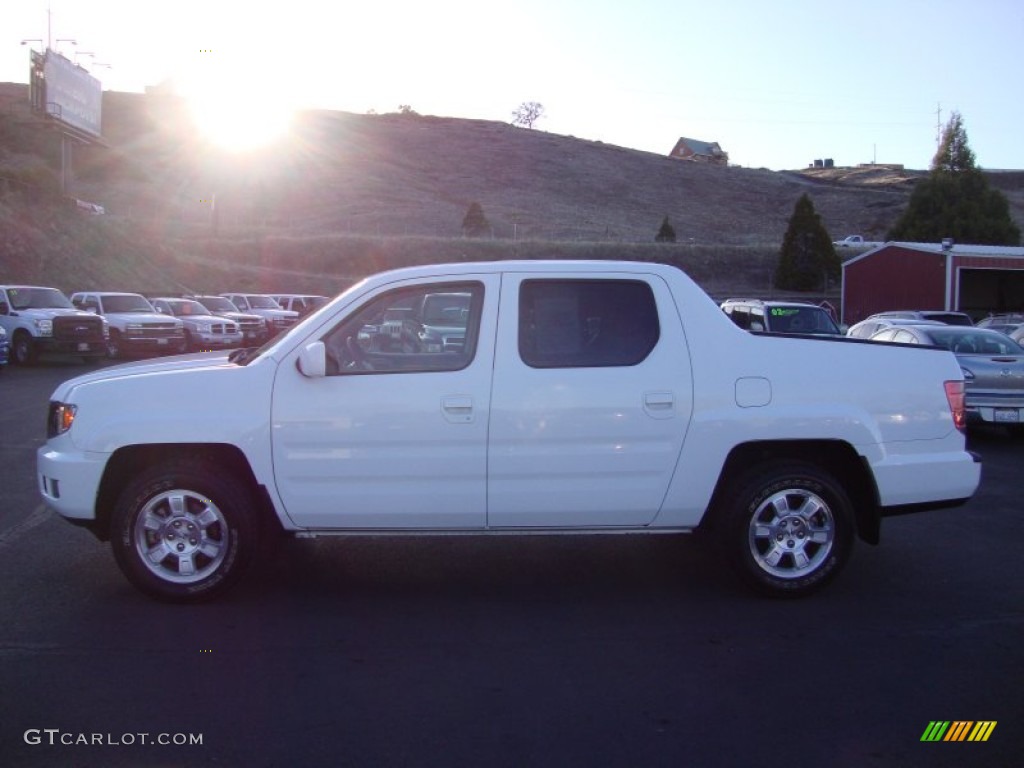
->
747, 488, 835, 579
133, 489, 229, 584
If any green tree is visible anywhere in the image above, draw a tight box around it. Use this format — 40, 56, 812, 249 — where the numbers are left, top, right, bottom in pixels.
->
655, 216, 677, 243
462, 201, 491, 238
933, 111, 976, 172
888, 112, 1020, 245
774, 194, 840, 291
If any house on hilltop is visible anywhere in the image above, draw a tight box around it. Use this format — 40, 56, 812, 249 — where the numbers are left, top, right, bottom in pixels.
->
669, 137, 728, 166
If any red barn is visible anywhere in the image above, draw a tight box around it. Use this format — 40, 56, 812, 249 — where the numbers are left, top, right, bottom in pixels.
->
842, 242, 1024, 324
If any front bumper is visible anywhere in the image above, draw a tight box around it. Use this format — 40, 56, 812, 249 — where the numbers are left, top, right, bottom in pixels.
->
37, 445, 109, 522
192, 331, 244, 348
34, 337, 107, 357
123, 336, 187, 353
966, 404, 1024, 426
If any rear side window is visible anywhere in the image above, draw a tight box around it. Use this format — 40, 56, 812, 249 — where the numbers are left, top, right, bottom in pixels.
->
519, 279, 660, 368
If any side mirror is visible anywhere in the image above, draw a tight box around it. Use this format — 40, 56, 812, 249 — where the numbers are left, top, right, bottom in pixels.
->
297, 341, 326, 378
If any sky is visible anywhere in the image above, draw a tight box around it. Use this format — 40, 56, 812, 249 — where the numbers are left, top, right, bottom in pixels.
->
4, 0, 1023, 170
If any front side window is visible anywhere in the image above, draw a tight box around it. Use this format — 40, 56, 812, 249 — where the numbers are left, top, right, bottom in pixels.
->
323, 282, 483, 375
519, 279, 660, 368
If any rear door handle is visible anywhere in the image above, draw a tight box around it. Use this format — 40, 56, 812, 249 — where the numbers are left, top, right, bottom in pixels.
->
643, 391, 674, 418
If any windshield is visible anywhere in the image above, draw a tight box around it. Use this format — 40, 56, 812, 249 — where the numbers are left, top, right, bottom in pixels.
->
925, 329, 1024, 355
247, 296, 282, 309
163, 300, 209, 317
766, 306, 841, 335
7, 287, 75, 310
196, 296, 236, 312
102, 294, 155, 313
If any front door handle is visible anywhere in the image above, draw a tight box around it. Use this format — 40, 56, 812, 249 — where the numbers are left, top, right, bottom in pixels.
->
442, 395, 474, 423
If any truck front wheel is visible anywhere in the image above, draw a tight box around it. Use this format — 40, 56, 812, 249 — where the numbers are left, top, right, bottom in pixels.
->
722, 462, 854, 598
12, 331, 35, 365
111, 460, 257, 602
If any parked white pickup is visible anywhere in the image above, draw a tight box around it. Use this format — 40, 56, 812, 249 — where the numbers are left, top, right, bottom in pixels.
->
38, 261, 980, 601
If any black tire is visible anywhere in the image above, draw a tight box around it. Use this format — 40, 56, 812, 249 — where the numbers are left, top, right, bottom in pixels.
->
12, 331, 35, 365
110, 459, 258, 602
720, 461, 854, 598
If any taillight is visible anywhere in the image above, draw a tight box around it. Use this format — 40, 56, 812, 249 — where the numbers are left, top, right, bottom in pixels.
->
944, 381, 966, 432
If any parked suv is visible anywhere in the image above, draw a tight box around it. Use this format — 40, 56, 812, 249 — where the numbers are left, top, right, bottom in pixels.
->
220, 293, 299, 334
186, 295, 268, 345
151, 298, 243, 351
71, 292, 186, 358
0, 285, 107, 364
720, 299, 843, 336
270, 294, 329, 317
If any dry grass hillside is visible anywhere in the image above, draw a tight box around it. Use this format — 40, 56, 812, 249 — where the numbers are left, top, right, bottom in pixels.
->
2, 81, 1022, 300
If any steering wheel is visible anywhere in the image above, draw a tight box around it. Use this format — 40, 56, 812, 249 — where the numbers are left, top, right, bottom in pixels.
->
344, 335, 371, 370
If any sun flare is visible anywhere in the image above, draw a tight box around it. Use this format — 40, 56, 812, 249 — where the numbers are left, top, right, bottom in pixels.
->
179, 55, 295, 152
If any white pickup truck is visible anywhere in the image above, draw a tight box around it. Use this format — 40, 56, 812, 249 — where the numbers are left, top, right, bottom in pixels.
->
37, 261, 980, 602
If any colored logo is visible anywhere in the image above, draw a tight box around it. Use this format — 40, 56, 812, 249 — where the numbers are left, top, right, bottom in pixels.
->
921, 721, 996, 742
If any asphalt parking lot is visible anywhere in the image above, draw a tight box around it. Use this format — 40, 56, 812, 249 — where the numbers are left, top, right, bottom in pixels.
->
0, 359, 1022, 767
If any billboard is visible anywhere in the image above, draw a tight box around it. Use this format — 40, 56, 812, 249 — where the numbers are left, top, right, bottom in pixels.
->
37, 50, 103, 138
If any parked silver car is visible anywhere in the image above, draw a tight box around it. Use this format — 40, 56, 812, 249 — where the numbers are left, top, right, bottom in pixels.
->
865, 310, 973, 326
975, 313, 1024, 329
869, 324, 1024, 431
846, 317, 944, 340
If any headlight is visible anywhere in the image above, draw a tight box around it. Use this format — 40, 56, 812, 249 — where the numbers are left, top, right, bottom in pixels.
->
196, 322, 212, 332
47, 402, 77, 437
34, 319, 53, 336
960, 366, 975, 381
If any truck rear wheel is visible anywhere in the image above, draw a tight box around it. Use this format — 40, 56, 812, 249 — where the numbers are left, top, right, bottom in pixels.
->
722, 462, 854, 598
110, 459, 257, 602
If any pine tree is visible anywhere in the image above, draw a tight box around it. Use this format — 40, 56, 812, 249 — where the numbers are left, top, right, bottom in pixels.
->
655, 216, 677, 243
774, 194, 840, 291
461, 202, 491, 238
932, 111, 976, 172
888, 112, 1020, 245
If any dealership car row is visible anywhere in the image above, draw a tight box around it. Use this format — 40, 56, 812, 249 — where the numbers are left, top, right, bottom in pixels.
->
3, 284, 1023, 435
0, 284, 327, 366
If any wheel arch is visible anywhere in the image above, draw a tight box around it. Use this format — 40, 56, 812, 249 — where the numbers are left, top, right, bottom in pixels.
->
94, 443, 282, 542
703, 439, 881, 545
